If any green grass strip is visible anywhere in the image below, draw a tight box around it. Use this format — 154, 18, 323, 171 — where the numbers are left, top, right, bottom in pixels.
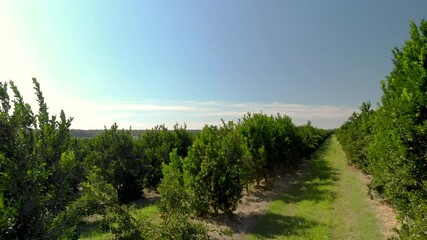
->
247, 135, 382, 240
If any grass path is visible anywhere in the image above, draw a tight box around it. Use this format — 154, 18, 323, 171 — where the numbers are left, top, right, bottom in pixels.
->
247, 135, 384, 240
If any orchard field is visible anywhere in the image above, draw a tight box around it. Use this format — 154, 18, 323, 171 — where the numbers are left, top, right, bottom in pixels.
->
1, 20, 426, 239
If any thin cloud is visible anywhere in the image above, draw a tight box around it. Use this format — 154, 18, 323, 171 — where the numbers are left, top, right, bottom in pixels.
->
99, 103, 199, 112
47, 99, 355, 129
0, 86, 356, 129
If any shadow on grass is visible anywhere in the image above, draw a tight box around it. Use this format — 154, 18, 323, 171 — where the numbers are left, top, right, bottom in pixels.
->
205, 211, 321, 239
131, 195, 160, 209
247, 138, 339, 238
246, 213, 321, 238
281, 139, 339, 203
77, 215, 110, 239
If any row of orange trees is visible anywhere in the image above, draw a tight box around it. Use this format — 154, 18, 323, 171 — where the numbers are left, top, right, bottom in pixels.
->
0, 78, 329, 239
158, 115, 330, 218
336, 20, 427, 239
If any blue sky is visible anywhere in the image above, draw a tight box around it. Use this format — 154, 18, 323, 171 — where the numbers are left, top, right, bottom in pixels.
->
1, 0, 426, 129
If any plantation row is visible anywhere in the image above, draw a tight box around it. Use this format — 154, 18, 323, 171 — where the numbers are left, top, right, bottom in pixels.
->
336, 20, 427, 239
0, 79, 329, 239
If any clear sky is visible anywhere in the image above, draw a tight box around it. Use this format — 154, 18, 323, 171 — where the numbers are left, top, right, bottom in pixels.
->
1, 0, 426, 129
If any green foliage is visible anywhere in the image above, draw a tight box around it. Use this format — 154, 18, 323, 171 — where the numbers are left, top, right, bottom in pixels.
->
297, 121, 330, 157
237, 113, 329, 184
153, 214, 210, 240
273, 114, 301, 166
73, 168, 209, 240
86, 124, 144, 203
53, 168, 143, 239
46, 168, 118, 239
183, 123, 248, 214
157, 149, 189, 216
337, 20, 427, 239
135, 124, 193, 188
237, 113, 275, 183
0, 79, 76, 239
336, 102, 374, 171
136, 125, 174, 188
173, 123, 194, 158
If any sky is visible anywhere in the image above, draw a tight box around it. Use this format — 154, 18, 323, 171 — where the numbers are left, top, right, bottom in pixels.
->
1, 0, 426, 129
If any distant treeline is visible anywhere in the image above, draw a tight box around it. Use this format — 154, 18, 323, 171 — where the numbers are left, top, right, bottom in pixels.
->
0, 78, 331, 239
71, 129, 201, 138
336, 20, 427, 239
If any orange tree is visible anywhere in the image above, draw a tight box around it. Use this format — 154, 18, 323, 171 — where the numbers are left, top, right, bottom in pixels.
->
0, 79, 77, 239
182, 122, 249, 214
